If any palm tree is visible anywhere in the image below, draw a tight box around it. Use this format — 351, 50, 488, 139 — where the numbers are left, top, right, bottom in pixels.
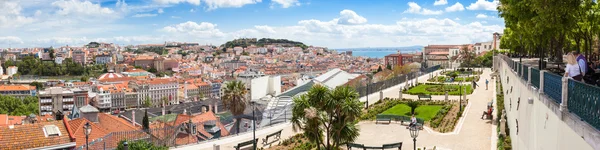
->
222, 80, 248, 134
291, 85, 363, 149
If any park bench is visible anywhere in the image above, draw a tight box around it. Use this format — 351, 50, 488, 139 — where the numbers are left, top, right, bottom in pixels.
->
375, 114, 392, 124
417, 94, 432, 100
347, 143, 366, 150
262, 129, 283, 145
382, 142, 403, 150
346, 142, 403, 150
233, 138, 258, 150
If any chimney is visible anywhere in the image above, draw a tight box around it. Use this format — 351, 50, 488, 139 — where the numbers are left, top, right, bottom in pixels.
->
208, 105, 212, 113
132, 110, 135, 126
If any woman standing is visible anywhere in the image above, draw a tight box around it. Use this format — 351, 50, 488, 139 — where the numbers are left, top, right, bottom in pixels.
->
565, 52, 583, 81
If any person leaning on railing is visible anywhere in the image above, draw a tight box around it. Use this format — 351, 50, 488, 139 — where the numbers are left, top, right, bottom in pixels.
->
564, 52, 583, 82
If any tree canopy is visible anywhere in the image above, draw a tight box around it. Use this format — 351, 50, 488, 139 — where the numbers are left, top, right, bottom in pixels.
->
0, 95, 39, 116
4, 57, 87, 76
498, 0, 597, 63
291, 85, 363, 149
221, 38, 309, 50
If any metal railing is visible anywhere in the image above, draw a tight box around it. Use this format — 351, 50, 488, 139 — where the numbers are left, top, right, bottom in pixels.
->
530, 68, 540, 89
522, 65, 529, 81
543, 72, 563, 104
355, 65, 441, 97
567, 80, 600, 130
497, 54, 600, 131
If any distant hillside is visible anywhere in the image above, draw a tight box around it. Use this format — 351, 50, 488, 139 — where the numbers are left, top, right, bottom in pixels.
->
220, 38, 308, 50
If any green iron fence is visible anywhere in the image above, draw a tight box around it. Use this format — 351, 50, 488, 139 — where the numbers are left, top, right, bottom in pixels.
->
567, 80, 600, 131
543, 72, 563, 104
530, 68, 540, 89
522, 65, 529, 81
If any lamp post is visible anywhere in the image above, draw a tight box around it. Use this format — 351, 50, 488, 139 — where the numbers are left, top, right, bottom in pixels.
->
366, 74, 371, 109
409, 125, 419, 150
123, 141, 129, 150
251, 100, 257, 150
459, 80, 462, 111
519, 35, 523, 63
83, 122, 92, 150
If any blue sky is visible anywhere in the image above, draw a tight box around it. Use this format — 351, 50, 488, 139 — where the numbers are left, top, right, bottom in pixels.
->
0, 0, 504, 49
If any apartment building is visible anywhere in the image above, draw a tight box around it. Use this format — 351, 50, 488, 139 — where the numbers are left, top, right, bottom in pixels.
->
39, 87, 88, 115
0, 84, 37, 99
129, 78, 179, 107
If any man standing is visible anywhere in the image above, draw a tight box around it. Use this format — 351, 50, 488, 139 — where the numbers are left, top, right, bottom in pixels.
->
574, 51, 587, 76
486, 79, 489, 90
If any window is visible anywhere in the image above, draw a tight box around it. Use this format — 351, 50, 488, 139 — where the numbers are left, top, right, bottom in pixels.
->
43, 125, 61, 137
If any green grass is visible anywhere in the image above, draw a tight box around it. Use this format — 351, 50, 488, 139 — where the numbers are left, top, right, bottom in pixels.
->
381, 104, 444, 121
406, 83, 473, 95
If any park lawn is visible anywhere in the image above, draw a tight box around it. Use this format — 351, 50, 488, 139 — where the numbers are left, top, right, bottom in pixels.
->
406, 83, 473, 95
381, 104, 443, 121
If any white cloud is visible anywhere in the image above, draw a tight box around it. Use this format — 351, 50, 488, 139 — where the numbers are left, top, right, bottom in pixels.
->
153, 0, 201, 5
476, 14, 488, 18
434, 0, 448, 6
271, 0, 300, 8
202, 0, 262, 10
0, 36, 24, 44
0, 1, 35, 28
337, 9, 368, 25
404, 2, 443, 15
454, 18, 460, 20
158, 8, 164, 14
467, 0, 499, 11
52, 0, 117, 17
132, 13, 158, 17
190, 9, 196, 12
254, 25, 276, 33
171, 16, 182, 19
445, 2, 464, 12
162, 21, 225, 38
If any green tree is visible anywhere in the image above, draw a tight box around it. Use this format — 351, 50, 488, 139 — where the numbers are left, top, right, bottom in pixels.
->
291, 85, 363, 149
407, 100, 420, 115
0, 95, 38, 116
148, 67, 158, 73
29, 81, 44, 90
142, 110, 149, 131
386, 64, 392, 70
49, 49, 55, 59
117, 140, 168, 150
376, 66, 383, 73
143, 96, 152, 108
222, 80, 248, 134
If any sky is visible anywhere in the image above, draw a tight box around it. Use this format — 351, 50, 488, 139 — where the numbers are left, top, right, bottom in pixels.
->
0, 0, 504, 49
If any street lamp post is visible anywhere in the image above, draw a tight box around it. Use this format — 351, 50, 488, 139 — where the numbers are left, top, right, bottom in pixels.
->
251, 100, 257, 150
520, 35, 523, 63
83, 122, 92, 150
409, 125, 420, 150
366, 75, 371, 109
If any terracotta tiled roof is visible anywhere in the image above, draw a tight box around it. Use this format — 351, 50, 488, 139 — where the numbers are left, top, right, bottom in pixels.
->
0, 121, 73, 150
96, 113, 139, 132
67, 118, 110, 147
0, 85, 36, 91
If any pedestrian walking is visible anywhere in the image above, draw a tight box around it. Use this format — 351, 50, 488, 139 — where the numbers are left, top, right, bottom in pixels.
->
486, 79, 489, 90
472, 80, 479, 89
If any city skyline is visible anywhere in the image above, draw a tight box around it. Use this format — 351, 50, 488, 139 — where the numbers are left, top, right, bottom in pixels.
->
0, 0, 503, 49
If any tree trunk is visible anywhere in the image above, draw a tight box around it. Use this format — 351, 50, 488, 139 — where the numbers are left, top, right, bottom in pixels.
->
235, 118, 241, 135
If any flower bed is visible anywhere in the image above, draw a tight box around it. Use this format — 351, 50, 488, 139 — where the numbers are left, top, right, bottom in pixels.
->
405, 83, 473, 95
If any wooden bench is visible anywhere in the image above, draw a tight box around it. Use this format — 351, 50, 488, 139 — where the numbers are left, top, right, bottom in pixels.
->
347, 143, 366, 150
375, 114, 392, 124
417, 94, 432, 100
346, 142, 403, 150
262, 129, 282, 145
382, 142, 403, 150
234, 138, 258, 150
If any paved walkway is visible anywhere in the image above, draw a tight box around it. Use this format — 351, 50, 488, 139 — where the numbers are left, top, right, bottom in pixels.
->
172, 69, 494, 150
354, 68, 497, 150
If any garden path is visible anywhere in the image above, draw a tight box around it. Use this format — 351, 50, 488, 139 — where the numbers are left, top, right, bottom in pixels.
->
354, 68, 497, 150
